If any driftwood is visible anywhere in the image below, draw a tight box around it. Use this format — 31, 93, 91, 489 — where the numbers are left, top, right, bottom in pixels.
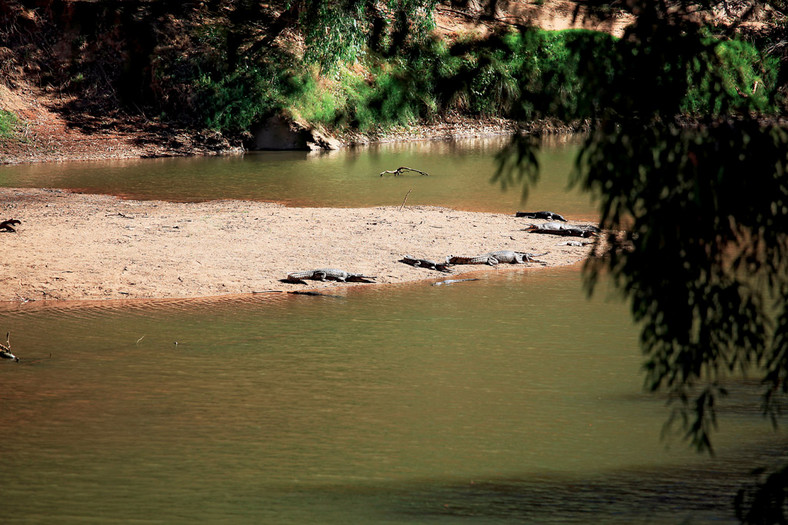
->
379, 166, 430, 177
0, 332, 19, 362
399, 189, 413, 211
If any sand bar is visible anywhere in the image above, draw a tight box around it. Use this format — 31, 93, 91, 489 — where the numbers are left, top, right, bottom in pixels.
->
0, 188, 594, 303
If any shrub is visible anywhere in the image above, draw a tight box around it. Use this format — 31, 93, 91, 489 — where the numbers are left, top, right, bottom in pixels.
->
0, 110, 18, 139
149, 24, 778, 138
683, 37, 779, 115
192, 62, 289, 134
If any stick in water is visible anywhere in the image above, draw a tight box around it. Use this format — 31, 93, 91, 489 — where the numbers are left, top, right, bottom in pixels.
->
399, 189, 413, 211
379, 166, 430, 177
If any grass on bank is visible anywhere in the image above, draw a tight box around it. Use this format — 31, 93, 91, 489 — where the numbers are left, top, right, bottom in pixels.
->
0, 110, 19, 139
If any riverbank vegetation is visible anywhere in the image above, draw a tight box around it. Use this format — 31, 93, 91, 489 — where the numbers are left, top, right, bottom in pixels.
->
160, 22, 780, 138
0, 110, 18, 139
0, 1, 783, 148
485, 4, 788, 522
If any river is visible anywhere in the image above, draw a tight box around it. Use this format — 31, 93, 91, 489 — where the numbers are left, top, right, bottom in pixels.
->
0, 136, 595, 217
0, 136, 782, 523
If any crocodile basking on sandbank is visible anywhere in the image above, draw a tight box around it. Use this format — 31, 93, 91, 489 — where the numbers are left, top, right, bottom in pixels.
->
399, 255, 452, 272
284, 269, 376, 284
524, 222, 600, 238
449, 250, 547, 266
515, 211, 566, 222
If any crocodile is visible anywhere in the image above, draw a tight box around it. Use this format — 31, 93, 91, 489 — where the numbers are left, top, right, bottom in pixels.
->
399, 255, 452, 273
0, 219, 21, 233
448, 250, 547, 266
557, 240, 593, 247
284, 268, 376, 284
515, 211, 567, 222
288, 291, 343, 297
433, 278, 480, 286
524, 222, 599, 238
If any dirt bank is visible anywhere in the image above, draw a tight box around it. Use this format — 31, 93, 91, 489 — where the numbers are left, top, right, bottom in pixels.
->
0, 0, 612, 166
0, 188, 593, 303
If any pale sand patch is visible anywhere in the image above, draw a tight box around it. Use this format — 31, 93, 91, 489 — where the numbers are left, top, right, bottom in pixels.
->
0, 188, 595, 303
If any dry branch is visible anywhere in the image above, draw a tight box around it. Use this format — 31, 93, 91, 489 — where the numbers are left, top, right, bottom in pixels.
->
399, 189, 413, 211
379, 166, 430, 177
1, 332, 18, 361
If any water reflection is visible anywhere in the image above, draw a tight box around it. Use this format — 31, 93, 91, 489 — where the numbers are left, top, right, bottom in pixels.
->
0, 136, 595, 216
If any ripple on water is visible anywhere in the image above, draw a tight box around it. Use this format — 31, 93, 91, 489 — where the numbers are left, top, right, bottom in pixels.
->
0, 267, 779, 524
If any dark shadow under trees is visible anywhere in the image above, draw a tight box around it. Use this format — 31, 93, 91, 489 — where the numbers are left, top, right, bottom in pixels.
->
485, 2, 788, 522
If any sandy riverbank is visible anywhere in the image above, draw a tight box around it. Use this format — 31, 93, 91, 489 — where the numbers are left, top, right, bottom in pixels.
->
0, 188, 594, 303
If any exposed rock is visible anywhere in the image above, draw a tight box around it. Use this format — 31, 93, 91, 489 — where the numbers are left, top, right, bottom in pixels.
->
251, 114, 341, 151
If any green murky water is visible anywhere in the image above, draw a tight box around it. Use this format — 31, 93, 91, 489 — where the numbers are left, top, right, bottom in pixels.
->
0, 138, 782, 523
0, 270, 779, 524
0, 136, 596, 217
